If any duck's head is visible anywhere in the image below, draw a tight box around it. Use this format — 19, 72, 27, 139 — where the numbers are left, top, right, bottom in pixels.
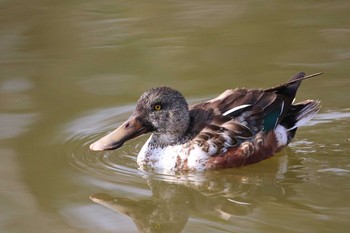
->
90, 87, 190, 151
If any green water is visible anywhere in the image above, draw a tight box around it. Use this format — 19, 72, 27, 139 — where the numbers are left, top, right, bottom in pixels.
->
1, 1, 350, 232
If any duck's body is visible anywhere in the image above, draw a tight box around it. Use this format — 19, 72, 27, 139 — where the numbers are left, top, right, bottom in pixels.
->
90, 72, 321, 172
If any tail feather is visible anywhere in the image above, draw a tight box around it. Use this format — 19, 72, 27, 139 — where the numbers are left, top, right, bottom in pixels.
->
284, 72, 308, 97
275, 100, 320, 147
276, 72, 305, 101
263, 72, 322, 132
265, 72, 323, 94
280, 99, 321, 131
267, 72, 322, 147
288, 72, 306, 82
286, 100, 321, 131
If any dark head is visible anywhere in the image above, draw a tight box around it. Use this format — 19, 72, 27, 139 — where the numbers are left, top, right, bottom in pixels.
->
90, 87, 190, 151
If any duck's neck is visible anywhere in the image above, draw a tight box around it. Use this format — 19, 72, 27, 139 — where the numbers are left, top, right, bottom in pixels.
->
151, 114, 191, 148
150, 132, 188, 148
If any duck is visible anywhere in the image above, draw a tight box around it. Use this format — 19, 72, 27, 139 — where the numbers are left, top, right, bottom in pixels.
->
90, 72, 322, 172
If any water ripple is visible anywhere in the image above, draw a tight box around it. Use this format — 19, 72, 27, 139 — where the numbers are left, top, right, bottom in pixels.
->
57, 104, 150, 188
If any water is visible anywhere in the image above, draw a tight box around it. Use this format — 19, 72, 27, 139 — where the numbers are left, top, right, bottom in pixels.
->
1, 1, 350, 232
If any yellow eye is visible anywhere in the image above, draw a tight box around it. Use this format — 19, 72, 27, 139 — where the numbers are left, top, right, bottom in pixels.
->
154, 104, 162, 111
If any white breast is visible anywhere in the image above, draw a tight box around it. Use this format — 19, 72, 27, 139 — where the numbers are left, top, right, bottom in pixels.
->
137, 135, 212, 172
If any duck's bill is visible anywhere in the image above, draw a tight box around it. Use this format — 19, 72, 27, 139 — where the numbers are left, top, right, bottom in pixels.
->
89, 117, 149, 151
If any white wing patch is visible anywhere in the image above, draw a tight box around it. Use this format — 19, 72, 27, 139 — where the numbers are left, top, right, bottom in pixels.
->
223, 104, 251, 116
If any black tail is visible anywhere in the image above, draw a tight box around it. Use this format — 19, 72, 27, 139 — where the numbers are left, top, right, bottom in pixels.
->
281, 100, 321, 129
280, 100, 320, 143
265, 72, 323, 100
266, 72, 322, 140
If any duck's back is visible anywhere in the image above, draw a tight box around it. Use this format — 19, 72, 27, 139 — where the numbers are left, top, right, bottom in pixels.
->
184, 72, 321, 169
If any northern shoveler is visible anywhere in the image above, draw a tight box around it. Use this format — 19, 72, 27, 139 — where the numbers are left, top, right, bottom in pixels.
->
90, 72, 321, 171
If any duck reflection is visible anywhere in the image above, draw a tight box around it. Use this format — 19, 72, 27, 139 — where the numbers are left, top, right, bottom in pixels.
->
91, 182, 190, 233
91, 178, 275, 232
90, 178, 245, 233
90, 153, 317, 233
